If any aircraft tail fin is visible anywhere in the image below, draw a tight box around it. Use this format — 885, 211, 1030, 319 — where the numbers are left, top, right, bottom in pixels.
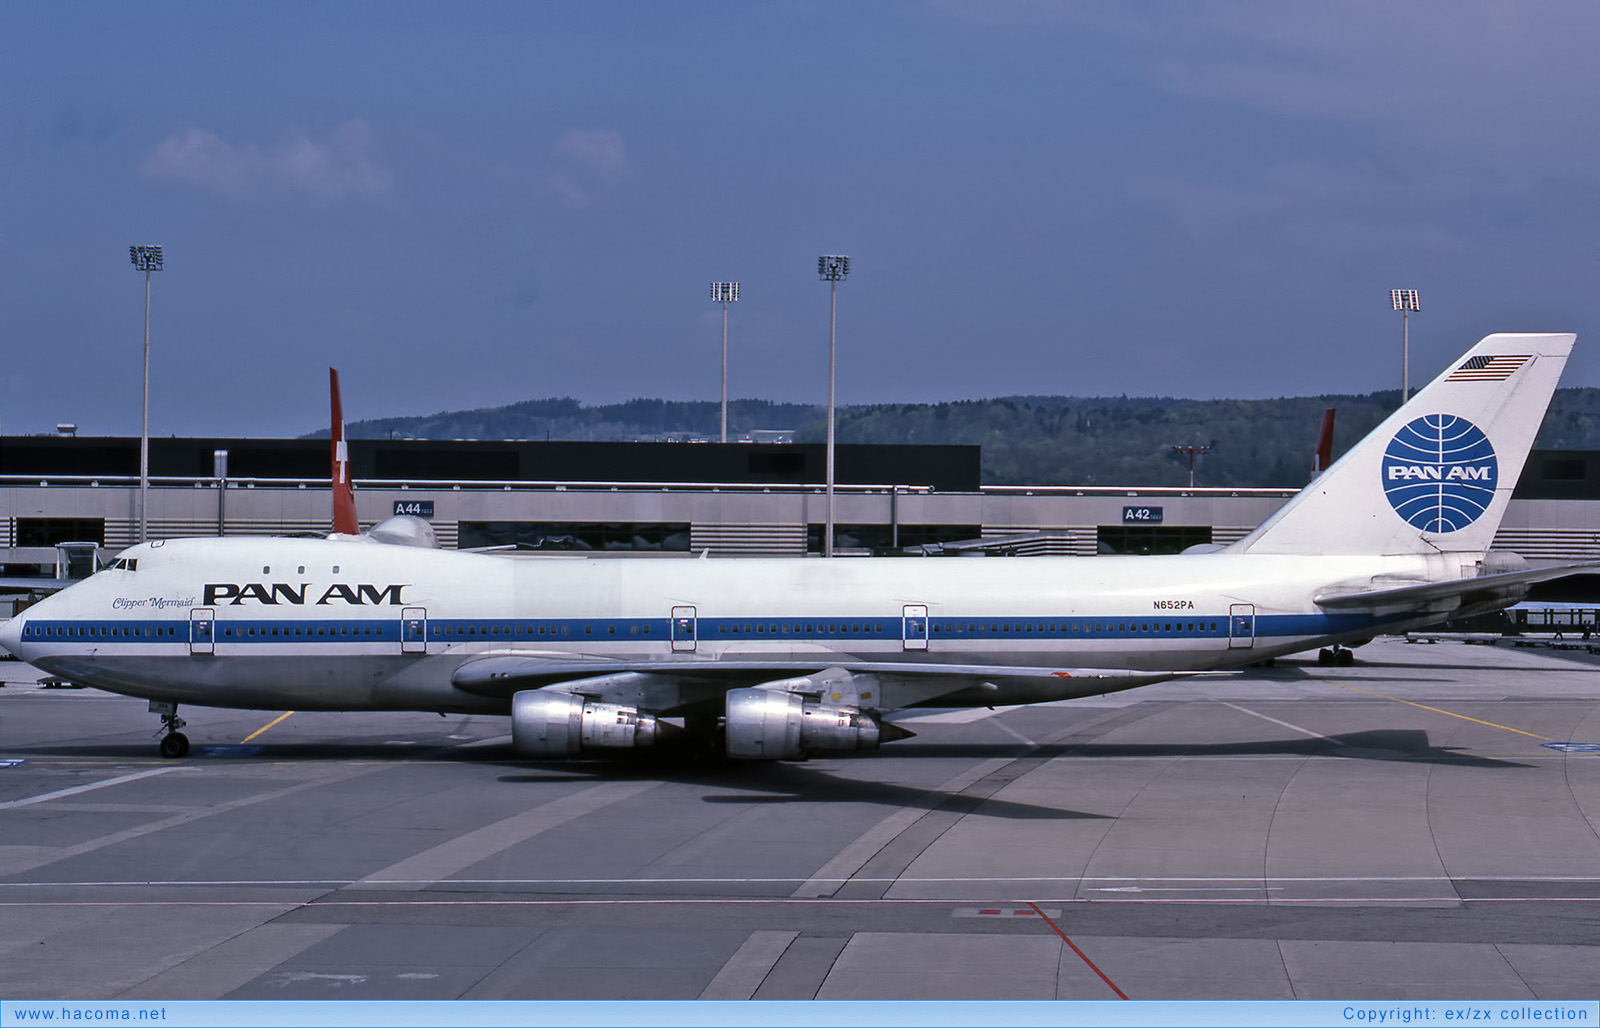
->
1233, 333, 1574, 556
1312, 407, 1336, 477
330, 367, 359, 536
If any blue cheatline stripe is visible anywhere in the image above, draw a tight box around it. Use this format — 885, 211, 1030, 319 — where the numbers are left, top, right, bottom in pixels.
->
19, 611, 1402, 647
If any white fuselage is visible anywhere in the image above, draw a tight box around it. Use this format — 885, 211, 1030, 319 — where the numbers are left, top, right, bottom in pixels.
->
2, 534, 1462, 714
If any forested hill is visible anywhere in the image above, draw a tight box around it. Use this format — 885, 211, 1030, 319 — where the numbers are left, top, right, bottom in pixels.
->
325, 388, 1600, 488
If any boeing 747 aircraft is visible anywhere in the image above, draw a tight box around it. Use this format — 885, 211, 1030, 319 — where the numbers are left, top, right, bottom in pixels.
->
0, 333, 1588, 760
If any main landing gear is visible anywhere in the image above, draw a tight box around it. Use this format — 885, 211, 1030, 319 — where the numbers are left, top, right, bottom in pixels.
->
1317, 646, 1355, 667
150, 700, 190, 758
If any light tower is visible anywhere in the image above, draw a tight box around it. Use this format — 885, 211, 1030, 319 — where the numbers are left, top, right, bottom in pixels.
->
1171, 444, 1211, 489
817, 255, 850, 557
129, 244, 164, 543
1391, 289, 1420, 402
710, 282, 739, 443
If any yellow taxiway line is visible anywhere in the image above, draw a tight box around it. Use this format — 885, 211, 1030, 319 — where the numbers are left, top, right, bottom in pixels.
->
1333, 682, 1553, 741
242, 711, 295, 743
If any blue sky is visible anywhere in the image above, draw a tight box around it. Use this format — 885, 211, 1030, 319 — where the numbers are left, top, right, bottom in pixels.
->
4, 1, 1600, 436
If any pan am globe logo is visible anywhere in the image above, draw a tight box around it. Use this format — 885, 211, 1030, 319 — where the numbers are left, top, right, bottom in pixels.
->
1381, 415, 1498, 533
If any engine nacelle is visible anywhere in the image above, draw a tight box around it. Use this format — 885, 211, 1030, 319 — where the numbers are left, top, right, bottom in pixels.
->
724, 684, 883, 760
511, 690, 665, 758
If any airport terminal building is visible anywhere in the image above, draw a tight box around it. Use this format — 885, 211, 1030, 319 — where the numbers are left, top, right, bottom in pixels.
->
3, 434, 1600, 590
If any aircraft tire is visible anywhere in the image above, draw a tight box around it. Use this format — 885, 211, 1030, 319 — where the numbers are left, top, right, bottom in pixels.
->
159, 733, 190, 759
1318, 649, 1334, 665
1336, 649, 1355, 667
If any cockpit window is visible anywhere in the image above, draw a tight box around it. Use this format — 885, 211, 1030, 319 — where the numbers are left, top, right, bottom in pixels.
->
108, 558, 138, 572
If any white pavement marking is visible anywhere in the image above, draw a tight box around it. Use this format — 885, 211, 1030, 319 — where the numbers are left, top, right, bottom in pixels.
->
352, 780, 662, 889
12, 872, 1600, 889
1216, 700, 1348, 746
792, 757, 1014, 898
116, 922, 346, 1000
0, 764, 391, 878
991, 718, 1037, 747
898, 706, 1024, 724
698, 930, 798, 999
15, 895, 1600, 909
454, 734, 513, 749
0, 767, 189, 809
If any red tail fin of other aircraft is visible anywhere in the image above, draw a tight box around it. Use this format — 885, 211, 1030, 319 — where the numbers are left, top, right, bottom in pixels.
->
330, 368, 359, 535
1312, 407, 1336, 477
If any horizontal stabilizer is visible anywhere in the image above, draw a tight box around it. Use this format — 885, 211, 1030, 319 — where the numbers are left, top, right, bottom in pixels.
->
1314, 560, 1600, 611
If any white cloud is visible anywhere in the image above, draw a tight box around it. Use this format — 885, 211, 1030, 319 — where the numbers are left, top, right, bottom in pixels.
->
555, 129, 627, 178
1130, 4, 1600, 166
935, 3, 1600, 174
143, 121, 391, 201
549, 129, 628, 211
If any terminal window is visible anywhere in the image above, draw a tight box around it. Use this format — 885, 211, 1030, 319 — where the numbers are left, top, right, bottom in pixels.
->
459, 521, 691, 551
16, 517, 106, 546
806, 523, 980, 553
1541, 457, 1587, 481
1097, 525, 1212, 555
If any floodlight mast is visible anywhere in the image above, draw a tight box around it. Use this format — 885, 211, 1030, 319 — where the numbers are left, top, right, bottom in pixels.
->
818, 255, 850, 557
1391, 289, 1420, 402
129, 245, 164, 544
710, 282, 740, 443
1171, 444, 1211, 489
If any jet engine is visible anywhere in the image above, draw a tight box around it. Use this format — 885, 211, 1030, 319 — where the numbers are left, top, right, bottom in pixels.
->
511, 689, 669, 758
724, 680, 904, 760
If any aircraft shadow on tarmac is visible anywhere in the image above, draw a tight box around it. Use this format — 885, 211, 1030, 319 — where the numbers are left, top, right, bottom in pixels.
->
481, 725, 1533, 817
3, 738, 1096, 819
1242, 655, 1600, 676
483, 749, 1104, 819
21, 726, 1530, 773
896, 729, 1534, 769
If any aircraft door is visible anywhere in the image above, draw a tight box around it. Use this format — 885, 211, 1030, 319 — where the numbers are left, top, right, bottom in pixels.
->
671, 605, 697, 653
189, 608, 215, 656
1229, 604, 1256, 649
902, 604, 929, 651
402, 607, 427, 654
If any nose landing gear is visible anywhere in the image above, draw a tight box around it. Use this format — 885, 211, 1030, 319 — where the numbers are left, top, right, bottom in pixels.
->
150, 700, 190, 758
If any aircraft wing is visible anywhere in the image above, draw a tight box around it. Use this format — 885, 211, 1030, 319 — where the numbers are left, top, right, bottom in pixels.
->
451, 654, 1193, 706
1314, 561, 1600, 612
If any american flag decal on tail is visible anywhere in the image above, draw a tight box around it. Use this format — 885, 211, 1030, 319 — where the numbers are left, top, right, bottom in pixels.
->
1448, 354, 1531, 381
